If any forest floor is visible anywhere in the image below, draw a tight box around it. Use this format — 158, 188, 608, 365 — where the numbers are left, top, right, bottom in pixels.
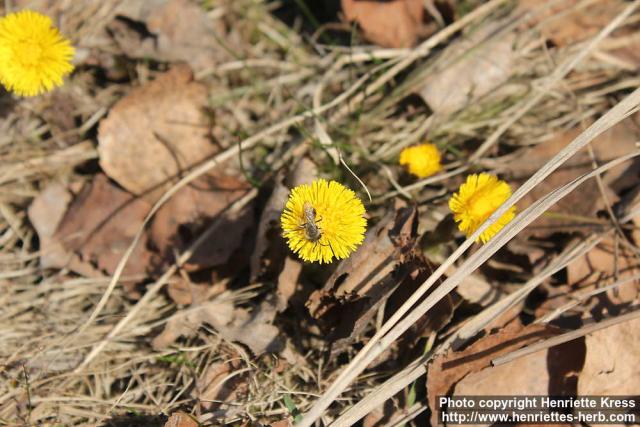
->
1, 0, 640, 426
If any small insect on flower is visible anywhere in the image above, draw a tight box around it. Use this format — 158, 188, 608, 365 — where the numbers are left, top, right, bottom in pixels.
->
399, 143, 442, 179
0, 10, 75, 97
281, 179, 367, 264
449, 173, 516, 244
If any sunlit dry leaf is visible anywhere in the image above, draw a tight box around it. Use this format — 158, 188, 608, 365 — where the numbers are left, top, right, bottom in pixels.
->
149, 173, 252, 272
28, 183, 72, 269
53, 174, 153, 278
427, 320, 559, 426
164, 412, 198, 427
275, 256, 303, 312
567, 236, 640, 305
419, 23, 515, 114
111, 0, 232, 72
511, 117, 640, 236
518, 0, 626, 47
578, 316, 640, 395
153, 295, 283, 355
195, 360, 249, 412
341, 0, 425, 48
98, 64, 216, 200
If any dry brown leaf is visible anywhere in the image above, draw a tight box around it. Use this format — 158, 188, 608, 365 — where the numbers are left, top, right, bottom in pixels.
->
28, 183, 73, 269
149, 172, 252, 272
518, 0, 626, 47
276, 256, 303, 312
164, 412, 198, 427
511, 117, 640, 236
427, 320, 560, 426
307, 204, 419, 355
578, 316, 640, 395
28, 183, 104, 277
167, 278, 211, 306
250, 176, 292, 282
53, 174, 153, 279
153, 295, 283, 355
110, 0, 232, 73
452, 339, 584, 427
195, 360, 249, 412
98, 64, 216, 200
566, 236, 640, 305
419, 24, 515, 115
341, 0, 425, 48
251, 158, 318, 281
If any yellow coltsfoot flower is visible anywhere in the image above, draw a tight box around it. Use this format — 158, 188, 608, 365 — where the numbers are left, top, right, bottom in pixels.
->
449, 173, 516, 244
399, 143, 442, 178
281, 179, 367, 264
0, 10, 74, 96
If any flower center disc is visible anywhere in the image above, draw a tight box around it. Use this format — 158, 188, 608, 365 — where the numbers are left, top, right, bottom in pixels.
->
16, 40, 44, 67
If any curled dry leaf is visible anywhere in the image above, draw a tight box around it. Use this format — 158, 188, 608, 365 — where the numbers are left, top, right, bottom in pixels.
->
98, 64, 216, 201
52, 174, 153, 279
306, 204, 419, 355
341, 0, 425, 48
419, 22, 515, 115
111, 0, 232, 73
427, 320, 561, 426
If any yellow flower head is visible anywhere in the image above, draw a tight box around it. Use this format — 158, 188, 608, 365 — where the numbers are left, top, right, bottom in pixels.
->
449, 173, 516, 244
281, 179, 367, 263
0, 10, 74, 97
399, 143, 442, 178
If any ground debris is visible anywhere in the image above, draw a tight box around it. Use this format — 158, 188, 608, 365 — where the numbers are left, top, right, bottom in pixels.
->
307, 203, 420, 355
98, 64, 216, 201
52, 174, 153, 278
427, 320, 562, 426
341, 0, 427, 48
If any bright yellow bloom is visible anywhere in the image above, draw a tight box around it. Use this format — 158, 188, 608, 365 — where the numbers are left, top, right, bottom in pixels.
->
281, 179, 367, 263
0, 10, 74, 97
449, 173, 516, 244
399, 143, 442, 178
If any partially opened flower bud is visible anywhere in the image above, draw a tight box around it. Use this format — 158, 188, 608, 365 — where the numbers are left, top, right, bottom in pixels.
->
399, 143, 442, 179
